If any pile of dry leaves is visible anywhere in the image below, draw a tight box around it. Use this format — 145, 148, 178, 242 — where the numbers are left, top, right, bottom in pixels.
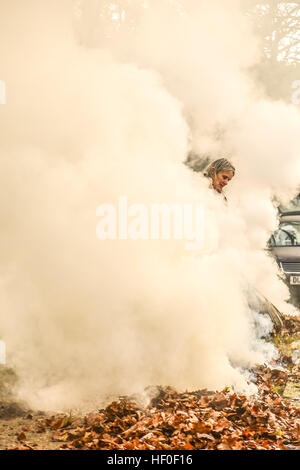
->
8, 315, 300, 451
281, 315, 300, 338
32, 370, 298, 450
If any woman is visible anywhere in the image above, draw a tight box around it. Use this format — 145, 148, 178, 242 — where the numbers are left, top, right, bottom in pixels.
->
204, 157, 284, 329
204, 158, 235, 201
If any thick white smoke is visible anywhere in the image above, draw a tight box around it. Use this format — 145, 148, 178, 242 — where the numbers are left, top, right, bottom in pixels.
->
0, 0, 299, 410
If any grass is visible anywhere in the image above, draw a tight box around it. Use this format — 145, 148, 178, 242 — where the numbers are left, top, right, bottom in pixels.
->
0, 365, 18, 400
271, 334, 300, 358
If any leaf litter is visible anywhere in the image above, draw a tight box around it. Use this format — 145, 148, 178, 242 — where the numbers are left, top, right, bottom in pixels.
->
6, 315, 300, 450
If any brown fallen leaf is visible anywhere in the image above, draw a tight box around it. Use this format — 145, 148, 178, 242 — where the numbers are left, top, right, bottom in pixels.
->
196, 433, 215, 441
11, 445, 30, 451
22, 426, 32, 432
183, 443, 194, 450
192, 420, 213, 434
213, 417, 231, 433
17, 432, 26, 442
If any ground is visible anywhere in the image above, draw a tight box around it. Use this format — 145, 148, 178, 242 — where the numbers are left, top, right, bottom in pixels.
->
0, 315, 299, 451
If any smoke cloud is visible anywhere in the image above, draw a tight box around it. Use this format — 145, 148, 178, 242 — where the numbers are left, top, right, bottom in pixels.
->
0, 0, 299, 410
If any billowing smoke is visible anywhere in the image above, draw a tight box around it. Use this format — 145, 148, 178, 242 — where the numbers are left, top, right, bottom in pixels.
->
0, 0, 299, 411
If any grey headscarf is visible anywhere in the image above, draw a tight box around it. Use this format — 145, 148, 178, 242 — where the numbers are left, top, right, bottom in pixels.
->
204, 158, 235, 179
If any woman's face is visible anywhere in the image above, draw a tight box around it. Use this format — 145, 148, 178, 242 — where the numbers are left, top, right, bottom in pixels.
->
212, 170, 234, 193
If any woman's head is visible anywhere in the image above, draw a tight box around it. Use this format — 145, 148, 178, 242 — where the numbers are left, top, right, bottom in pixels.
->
204, 158, 235, 193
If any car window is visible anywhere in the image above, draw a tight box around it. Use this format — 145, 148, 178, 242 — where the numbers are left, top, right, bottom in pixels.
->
269, 222, 300, 247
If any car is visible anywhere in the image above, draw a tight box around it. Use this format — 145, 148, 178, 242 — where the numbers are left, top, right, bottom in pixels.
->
268, 210, 300, 307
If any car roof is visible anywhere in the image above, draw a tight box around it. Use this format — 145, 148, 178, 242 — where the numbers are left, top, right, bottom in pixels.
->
280, 211, 300, 223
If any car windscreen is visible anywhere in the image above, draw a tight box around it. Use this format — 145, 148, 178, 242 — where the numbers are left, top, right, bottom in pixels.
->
269, 222, 300, 247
